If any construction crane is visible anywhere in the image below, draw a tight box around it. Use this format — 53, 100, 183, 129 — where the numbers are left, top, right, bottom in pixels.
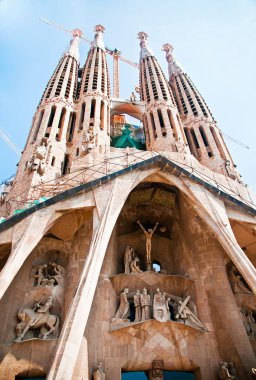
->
40, 18, 139, 99
0, 126, 21, 156
222, 132, 250, 150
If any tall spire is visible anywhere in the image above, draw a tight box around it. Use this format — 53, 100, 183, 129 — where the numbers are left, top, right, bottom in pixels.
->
163, 43, 239, 179
162, 43, 183, 79
65, 29, 82, 63
70, 24, 111, 163
137, 32, 187, 153
92, 24, 106, 51
137, 32, 154, 60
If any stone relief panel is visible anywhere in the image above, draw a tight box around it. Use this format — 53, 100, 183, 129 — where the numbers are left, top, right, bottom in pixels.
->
32, 262, 66, 287
110, 287, 206, 332
15, 295, 59, 342
240, 307, 256, 339
228, 265, 252, 295
217, 360, 239, 380
93, 361, 105, 380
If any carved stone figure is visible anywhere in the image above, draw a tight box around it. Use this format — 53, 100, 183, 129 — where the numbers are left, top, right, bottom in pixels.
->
228, 362, 239, 380
174, 296, 206, 331
15, 296, 59, 342
218, 361, 238, 380
85, 126, 96, 152
124, 246, 134, 274
113, 288, 130, 320
240, 308, 254, 337
140, 288, 151, 321
229, 266, 252, 294
137, 220, 159, 269
152, 359, 164, 379
51, 262, 66, 286
134, 290, 142, 322
33, 264, 47, 286
93, 361, 105, 380
153, 288, 169, 322
130, 92, 136, 104
29, 138, 48, 175
243, 308, 256, 338
130, 256, 143, 274
32, 262, 65, 287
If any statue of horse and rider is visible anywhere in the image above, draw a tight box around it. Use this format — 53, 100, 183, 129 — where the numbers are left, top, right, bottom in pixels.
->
15, 295, 59, 342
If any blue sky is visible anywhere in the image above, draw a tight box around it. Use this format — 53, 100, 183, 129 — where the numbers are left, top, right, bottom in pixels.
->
0, 0, 256, 189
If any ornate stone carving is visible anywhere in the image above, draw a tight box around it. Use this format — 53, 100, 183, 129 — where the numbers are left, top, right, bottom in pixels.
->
153, 288, 170, 322
93, 361, 105, 380
32, 262, 65, 287
124, 246, 134, 274
174, 296, 206, 331
82, 126, 97, 155
140, 288, 151, 321
241, 307, 256, 339
137, 220, 159, 270
130, 257, 143, 274
15, 296, 59, 342
229, 266, 252, 294
152, 359, 164, 379
218, 361, 239, 380
134, 290, 141, 322
112, 288, 130, 322
28, 138, 48, 175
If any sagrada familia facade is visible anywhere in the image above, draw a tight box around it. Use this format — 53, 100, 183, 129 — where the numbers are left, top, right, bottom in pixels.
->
0, 24, 256, 380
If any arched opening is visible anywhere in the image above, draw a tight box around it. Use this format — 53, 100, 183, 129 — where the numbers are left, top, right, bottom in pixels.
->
56, 107, 66, 141
100, 100, 105, 130
79, 102, 86, 130
44, 105, 56, 137
152, 260, 161, 273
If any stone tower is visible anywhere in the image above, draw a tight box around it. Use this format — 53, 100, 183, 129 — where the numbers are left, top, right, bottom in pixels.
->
138, 32, 187, 152
70, 25, 111, 162
4, 30, 81, 208
162, 43, 238, 178
0, 25, 256, 380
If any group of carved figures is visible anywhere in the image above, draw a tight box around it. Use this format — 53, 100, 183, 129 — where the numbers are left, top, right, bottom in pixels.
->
218, 361, 239, 380
33, 262, 65, 287
124, 246, 143, 274
241, 307, 256, 339
112, 288, 206, 331
228, 266, 252, 294
15, 295, 59, 342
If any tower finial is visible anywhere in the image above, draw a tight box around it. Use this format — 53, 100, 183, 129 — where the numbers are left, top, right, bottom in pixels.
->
66, 29, 82, 63
92, 24, 106, 51
137, 31, 154, 60
162, 43, 183, 77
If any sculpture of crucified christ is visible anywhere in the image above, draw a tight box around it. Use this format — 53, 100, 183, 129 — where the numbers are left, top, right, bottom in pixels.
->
137, 220, 159, 267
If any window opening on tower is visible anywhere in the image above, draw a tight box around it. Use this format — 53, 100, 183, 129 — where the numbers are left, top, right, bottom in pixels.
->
45, 106, 56, 137
190, 128, 200, 149
79, 103, 86, 130
56, 107, 66, 141
62, 154, 69, 175
157, 109, 167, 137
90, 99, 96, 122
150, 112, 157, 139
100, 101, 105, 130
66, 112, 76, 142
